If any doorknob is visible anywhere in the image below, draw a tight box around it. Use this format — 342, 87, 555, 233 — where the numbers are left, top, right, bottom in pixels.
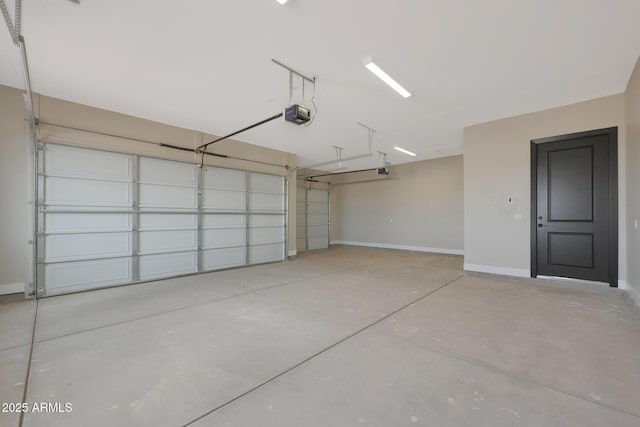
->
538, 224, 544, 228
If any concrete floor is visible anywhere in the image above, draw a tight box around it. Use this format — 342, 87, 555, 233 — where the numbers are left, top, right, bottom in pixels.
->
1, 246, 639, 427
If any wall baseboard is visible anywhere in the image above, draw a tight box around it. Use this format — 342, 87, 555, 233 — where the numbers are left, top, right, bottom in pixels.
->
618, 280, 640, 308
288, 250, 297, 257
0, 282, 25, 295
463, 263, 530, 278
330, 240, 464, 256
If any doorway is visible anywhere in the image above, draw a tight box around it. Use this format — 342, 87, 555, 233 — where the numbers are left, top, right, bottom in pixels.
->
530, 127, 618, 286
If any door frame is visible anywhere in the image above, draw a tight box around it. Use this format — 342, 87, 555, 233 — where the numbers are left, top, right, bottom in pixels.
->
530, 127, 618, 287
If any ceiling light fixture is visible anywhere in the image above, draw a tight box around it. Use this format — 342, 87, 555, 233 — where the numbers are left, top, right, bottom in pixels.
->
393, 145, 416, 156
276, 0, 288, 4
364, 60, 411, 98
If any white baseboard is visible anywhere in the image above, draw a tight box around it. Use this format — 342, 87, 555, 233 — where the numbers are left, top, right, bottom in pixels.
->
330, 240, 464, 256
288, 250, 297, 257
463, 263, 530, 278
0, 282, 25, 295
618, 280, 640, 308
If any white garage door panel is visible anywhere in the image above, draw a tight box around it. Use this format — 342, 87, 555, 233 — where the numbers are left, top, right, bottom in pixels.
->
307, 190, 328, 203
249, 243, 284, 264
139, 184, 198, 209
202, 214, 245, 228
203, 168, 246, 190
139, 252, 198, 280
203, 189, 246, 210
46, 213, 131, 233
250, 173, 283, 193
203, 228, 245, 249
203, 247, 246, 271
138, 230, 197, 254
249, 227, 284, 245
46, 177, 132, 207
45, 145, 133, 181
249, 215, 284, 227
308, 237, 328, 251
307, 214, 328, 226
139, 158, 197, 186
249, 193, 284, 211
307, 203, 329, 215
46, 233, 132, 262
139, 214, 197, 231
46, 258, 133, 294
307, 225, 328, 238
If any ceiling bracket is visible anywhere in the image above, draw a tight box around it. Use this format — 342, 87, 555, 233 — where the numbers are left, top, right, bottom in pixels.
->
272, 58, 315, 84
357, 122, 376, 153
333, 146, 344, 169
297, 152, 374, 175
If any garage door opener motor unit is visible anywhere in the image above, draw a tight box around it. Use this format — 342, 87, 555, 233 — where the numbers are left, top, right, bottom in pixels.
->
284, 104, 311, 125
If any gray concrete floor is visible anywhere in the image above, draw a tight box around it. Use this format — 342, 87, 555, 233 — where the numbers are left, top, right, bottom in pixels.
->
1, 246, 639, 426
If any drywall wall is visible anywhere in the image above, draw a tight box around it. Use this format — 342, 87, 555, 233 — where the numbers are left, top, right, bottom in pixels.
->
330, 155, 463, 254
624, 58, 640, 305
0, 85, 30, 294
0, 84, 298, 294
464, 94, 627, 280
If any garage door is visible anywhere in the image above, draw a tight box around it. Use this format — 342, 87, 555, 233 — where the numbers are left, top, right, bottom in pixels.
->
296, 188, 329, 251
296, 187, 307, 251
37, 143, 286, 296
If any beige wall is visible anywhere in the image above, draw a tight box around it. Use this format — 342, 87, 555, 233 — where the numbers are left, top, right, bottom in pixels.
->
330, 155, 464, 254
464, 94, 627, 279
0, 85, 30, 293
625, 58, 640, 304
0, 84, 298, 293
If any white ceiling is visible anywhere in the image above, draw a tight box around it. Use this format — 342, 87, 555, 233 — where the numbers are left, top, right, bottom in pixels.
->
1, 0, 639, 170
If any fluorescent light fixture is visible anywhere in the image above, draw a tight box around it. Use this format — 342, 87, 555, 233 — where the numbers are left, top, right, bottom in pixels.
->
364, 60, 411, 98
393, 145, 416, 156
276, 0, 288, 4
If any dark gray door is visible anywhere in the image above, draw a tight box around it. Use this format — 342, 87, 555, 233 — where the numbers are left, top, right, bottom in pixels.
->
533, 128, 617, 285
